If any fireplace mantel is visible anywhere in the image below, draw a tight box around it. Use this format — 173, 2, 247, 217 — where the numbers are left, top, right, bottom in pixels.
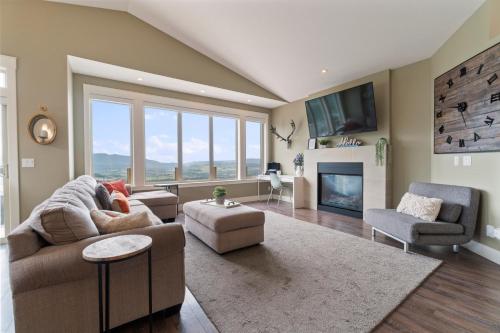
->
303, 146, 391, 218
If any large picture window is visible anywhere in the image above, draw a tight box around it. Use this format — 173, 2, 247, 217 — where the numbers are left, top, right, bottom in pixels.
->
85, 85, 267, 186
144, 107, 177, 183
213, 116, 237, 180
182, 113, 209, 180
90, 99, 131, 181
245, 121, 263, 177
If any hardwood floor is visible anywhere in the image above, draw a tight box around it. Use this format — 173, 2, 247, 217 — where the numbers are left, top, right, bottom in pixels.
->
2, 201, 500, 332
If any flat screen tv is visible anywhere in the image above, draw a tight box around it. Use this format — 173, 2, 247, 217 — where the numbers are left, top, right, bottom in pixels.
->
305, 82, 377, 138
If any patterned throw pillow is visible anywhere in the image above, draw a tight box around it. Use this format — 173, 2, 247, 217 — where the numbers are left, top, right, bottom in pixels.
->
110, 191, 131, 213
102, 179, 130, 197
90, 210, 152, 234
95, 183, 112, 210
397, 192, 443, 222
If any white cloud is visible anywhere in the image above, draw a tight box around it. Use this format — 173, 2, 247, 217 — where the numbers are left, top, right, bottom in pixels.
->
93, 140, 130, 155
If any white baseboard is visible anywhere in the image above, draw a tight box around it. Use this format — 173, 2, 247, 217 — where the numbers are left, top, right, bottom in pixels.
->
462, 240, 500, 265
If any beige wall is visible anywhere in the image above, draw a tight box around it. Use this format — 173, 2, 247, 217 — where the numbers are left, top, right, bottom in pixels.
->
271, 70, 391, 175
390, 60, 432, 205
0, 0, 278, 220
430, 0, 500, 251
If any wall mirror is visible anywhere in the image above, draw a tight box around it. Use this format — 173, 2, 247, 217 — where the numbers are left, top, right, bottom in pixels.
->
28, 114, 57, 145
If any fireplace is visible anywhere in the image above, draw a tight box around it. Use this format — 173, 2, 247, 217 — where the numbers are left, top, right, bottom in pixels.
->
317, 162, 363, 217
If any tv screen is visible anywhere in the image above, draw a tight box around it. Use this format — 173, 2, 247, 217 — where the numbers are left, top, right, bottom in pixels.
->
305, 82, 377, 138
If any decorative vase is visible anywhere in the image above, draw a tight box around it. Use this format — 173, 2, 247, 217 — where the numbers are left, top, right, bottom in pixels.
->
295, 165, 304, 177
215, 196, 225, 205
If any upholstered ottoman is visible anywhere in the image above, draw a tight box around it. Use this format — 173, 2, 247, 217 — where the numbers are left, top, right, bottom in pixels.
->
183, 201, 265, 254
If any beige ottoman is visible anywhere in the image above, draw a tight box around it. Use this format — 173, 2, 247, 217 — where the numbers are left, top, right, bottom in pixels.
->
183, 201, 265, 254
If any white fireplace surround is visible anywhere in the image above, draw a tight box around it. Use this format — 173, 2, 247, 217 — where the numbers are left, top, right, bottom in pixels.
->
303, 146, 391, 218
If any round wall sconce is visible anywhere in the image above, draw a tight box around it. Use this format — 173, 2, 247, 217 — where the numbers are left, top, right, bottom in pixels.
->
28, 114, 57, 145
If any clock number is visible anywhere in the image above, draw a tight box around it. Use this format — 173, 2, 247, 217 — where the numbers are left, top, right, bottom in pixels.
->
460, 67, 467, 77
439, 125, 445, 134
459, 139, 465, 148
438, 94, 446, 103
485, 116, 494, 127
474, 132, 481, 142
436, 111, 442, 118
446, 136, 453, 144
491, 92, 500, 103
487, 73, 497, 85
477, 64, 484, 74
447, 79, 454, 88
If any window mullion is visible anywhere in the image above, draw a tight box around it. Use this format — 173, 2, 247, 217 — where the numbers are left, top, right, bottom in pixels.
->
132, 99, 145, 186
177, 112, 183, 181
239, 117, 246, 179
209, 116, 214, 180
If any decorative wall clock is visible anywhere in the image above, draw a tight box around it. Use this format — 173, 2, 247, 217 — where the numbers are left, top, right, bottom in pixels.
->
434, 42, 499, 153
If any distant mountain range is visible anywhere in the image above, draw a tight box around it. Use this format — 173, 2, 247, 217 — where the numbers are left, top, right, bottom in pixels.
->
92, 153, 260, 181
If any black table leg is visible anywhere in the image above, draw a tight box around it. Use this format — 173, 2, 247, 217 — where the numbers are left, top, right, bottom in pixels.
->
148, 249, 152, 333
105, 262, 110, 332
98, 264, 103, 333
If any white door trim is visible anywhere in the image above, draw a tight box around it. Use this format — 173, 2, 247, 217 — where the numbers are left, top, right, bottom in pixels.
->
0, 55, 20, 238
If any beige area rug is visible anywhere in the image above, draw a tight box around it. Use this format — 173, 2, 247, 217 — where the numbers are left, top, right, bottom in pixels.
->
184, 211, 441, 333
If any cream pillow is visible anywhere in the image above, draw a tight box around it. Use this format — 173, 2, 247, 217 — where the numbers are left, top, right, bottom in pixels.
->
396, 192, 443, 222
90, 210, 153, 234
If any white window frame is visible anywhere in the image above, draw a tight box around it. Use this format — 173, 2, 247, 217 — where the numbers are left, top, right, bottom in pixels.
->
0, 55, 20, 241
83, 84, 268, 186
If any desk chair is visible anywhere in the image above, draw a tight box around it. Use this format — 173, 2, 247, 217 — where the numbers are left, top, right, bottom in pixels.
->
267, 173, 284, 207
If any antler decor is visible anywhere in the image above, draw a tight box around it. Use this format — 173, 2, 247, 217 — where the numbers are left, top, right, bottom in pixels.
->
270, 120, 296, 149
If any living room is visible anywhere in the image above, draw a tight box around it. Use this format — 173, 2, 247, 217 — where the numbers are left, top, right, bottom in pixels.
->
1, 0, 499, 332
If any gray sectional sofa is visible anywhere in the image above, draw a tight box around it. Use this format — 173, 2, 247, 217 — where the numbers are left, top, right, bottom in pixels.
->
7, 176, 185, 333
366, 182, 480, 252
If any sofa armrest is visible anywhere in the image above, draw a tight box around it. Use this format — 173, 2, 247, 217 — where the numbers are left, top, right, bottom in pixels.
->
10, 223, 185, 295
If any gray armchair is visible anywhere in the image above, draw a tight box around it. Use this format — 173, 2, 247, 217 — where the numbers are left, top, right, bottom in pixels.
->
365, 182, 480, 253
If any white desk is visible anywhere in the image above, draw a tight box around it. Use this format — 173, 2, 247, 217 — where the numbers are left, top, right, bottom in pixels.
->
257, 174, 305, 209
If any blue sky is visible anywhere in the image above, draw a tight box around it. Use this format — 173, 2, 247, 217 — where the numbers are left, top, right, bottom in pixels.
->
92, 100, 262, 163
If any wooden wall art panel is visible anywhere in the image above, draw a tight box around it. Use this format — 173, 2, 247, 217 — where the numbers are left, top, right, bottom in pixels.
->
434, 42, 499, 153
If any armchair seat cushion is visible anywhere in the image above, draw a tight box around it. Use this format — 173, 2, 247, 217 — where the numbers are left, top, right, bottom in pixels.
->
365, 209, 464, 243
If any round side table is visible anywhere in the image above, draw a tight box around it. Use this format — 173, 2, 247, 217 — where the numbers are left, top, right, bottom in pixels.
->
83, 235, 153, 333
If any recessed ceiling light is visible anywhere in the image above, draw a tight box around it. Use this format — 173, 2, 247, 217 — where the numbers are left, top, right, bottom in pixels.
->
137, 77, 143, 81
247, 99, 252, 103
200, 89, 205, 93
321, 69, 328, 74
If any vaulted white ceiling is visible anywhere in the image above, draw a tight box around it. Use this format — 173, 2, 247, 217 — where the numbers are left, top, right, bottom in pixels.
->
51, 0, 485, 102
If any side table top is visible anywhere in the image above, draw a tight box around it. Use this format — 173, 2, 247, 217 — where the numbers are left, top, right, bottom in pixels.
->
83, 235, 152, 263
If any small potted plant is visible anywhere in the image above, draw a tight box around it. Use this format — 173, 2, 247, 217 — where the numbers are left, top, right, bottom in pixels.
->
293, 153, 304, 177
213, 186, 227, 205
318, 138, 330, 149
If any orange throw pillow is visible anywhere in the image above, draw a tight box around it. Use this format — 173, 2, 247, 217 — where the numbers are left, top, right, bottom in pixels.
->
110, 191, 131, 213
102, 179, 130, 197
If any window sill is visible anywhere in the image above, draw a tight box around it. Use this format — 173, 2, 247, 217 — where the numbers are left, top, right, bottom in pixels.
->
134, 178, 258, 191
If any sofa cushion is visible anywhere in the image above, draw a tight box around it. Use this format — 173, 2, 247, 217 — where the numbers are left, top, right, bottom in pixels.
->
437, 203, 463, 223
183, 201, 265, 233
129, 204, 163, 225
31, 204, 99, 245
90, 210, 153, 234
110, 191, 131, 213
397, 192, 443, 222
365, 209, 463, 243
103, 179, 130, 197
129, 190, 178, 206
95, 183, 112, 210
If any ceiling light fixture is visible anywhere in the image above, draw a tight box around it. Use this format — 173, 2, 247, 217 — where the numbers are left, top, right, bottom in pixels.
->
200, 89, 205, 93
247, 99, 252, 103
321, 69, 328, 74
137, 77, 143, 81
